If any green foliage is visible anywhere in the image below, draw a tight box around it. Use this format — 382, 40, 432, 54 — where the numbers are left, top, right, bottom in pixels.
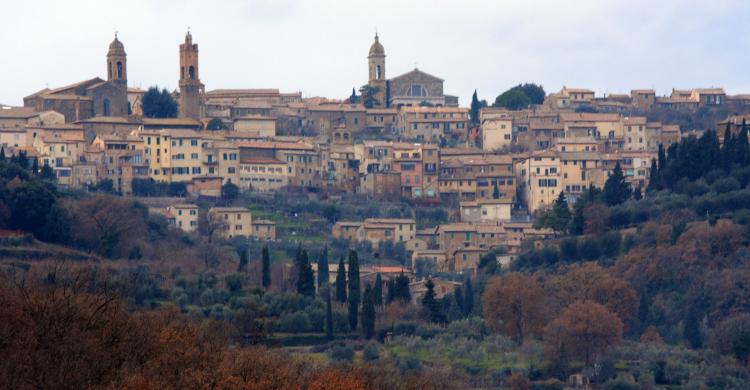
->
359, 85, 380, 108
362, 283, 376, 339
261, 246, 271, 288
347, 250, 361, 331
206, 118, 225, 130
373, 273, 383, 306
335, 256, 347, 303
141, 86, 177, 118
493, 89, 531, 110
363, 342, 380, 361
327, 344, 354, 363
317, 245, 329, 288
325, 288, 334, 340
131, 178, 186, 197
470, 90, 487, 124
684, 306, 703, 349
296, 249, 315, 298
464, 277, 474, 317
421, 279, 444, 323
604, 162, 630, 206
142, 86, 178, 118
221, 180, 239, 201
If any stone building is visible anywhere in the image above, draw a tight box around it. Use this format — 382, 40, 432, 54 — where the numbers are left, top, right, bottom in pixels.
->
364, 34, 458, 108
24, 35, 129, 122
178, 31, 204, 120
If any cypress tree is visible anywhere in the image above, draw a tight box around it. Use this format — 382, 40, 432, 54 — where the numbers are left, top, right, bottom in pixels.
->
373, 273, 383, 306
317, 245, 329, 288
463, 277, 474, 317
347, 250, 361, 331
326, 288, 334, 340
647, 158, 659, 192
448, 294, 464, 321
492, 182, 501, 199
261, 246, 271, 289
570, 199, 585, 235
738, 120, 749, 166
0, 147, 5, 161
551, 191, 572, 233
237, 249, 248, 273
454, 286, 464, 316
386, 278, 396, 304
335, 256, 347, 303
722, 124, 734, 172
394, 273, 411, 303
31, 158, 39, 175
604, 162, 630, 206
470, 89, 481, 125
684, 306, 703, 349
421, 278, 443, 323
296, 250, 315, 297
362, 283, 375, 339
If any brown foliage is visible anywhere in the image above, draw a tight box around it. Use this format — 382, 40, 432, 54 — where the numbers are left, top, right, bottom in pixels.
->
507, 372, 531, 390
483, 273, 546, 343
546, 263, 638, 325
544, 300, 623, 366
640, 325, 663, 344
308, 369, 365, 390
583, 203, 609, 235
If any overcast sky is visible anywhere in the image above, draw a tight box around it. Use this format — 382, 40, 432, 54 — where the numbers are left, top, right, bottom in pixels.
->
1, 0, 749, 106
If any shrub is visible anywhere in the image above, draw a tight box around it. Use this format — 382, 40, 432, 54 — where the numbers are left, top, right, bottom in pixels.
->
327, 344, 354, 363
363, 342, 380, 361
711, 177, 741, 194
278, 311, 311, 333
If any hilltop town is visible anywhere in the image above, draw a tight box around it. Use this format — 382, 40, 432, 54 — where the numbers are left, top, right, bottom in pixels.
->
3, 31, 750, 389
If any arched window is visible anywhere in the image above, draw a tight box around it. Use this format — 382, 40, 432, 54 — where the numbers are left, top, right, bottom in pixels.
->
103, 99, 111, 116
181, 66, 185, 80
376, 65, 382, 80
188, 66, 195, 80
116, 62, 123, 79
108, 62, 112, 79
408, 84, 427, 97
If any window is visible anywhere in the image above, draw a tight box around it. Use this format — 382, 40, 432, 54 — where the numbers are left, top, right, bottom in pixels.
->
191, 139, 198, 146
407, 84, 427, 97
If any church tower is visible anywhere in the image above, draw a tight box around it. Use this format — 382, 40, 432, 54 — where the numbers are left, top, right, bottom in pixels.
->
179, 30, 204, 120
368, 33, 387, 107
107, 33, 127, 85
103, 34, 128, 117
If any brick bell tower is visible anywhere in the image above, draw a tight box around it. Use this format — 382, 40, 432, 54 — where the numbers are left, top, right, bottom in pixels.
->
178, 30, 204, 120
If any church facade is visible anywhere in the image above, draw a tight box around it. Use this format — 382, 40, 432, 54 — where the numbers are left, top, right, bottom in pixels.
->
367, 34, 458, 109
24, 35, 130, 122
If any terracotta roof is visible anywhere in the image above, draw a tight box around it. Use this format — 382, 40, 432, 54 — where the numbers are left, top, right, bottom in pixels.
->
239, 157, 285, 164
252, 219, 276, 225
0, 106, 37, 119
623, 117, 647, 125
141, 117, 202, 127
236, 141, 314, 151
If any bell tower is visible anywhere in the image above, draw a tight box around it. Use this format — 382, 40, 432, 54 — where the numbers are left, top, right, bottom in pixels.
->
107, 33, 127, 86
179, 30, 204, 120
367, 33, 387, 107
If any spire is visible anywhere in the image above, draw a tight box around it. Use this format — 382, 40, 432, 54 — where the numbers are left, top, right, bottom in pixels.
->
185, 27, 192, 44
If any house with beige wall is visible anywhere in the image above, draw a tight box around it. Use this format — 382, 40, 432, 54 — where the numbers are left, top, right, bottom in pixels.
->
167, 204, 199, 233
208, 207, 253, 239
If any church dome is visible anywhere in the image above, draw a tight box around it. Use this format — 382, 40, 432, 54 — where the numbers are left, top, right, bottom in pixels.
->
108, 35, 126, 55
369, 34, 384, 56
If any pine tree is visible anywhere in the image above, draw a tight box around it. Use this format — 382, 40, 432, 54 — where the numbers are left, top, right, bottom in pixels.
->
684, 306, 703, 349
463, 277, 474, 317
237, 249, 248, 272
373, 273, 383, 306
317, 245, 329, 289
262, 246, 271, 289
347, 250, 361, 331
335, 256, 347, 303
421, 279, 443, 323
326, 288, 334, 340
604, 162, 630, 206
470, 89, 481, 125
296, 250, 315, 298
362, 283, 376, 339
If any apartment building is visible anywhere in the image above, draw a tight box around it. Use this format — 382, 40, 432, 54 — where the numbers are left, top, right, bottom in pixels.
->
398, 106, 469, 142
332, 218, 416, 248
208, 207, 253, 239
167, 204, 199, 232
480, 109, 514, 150
141, 129, 207, 183
515, 150, 562, 212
